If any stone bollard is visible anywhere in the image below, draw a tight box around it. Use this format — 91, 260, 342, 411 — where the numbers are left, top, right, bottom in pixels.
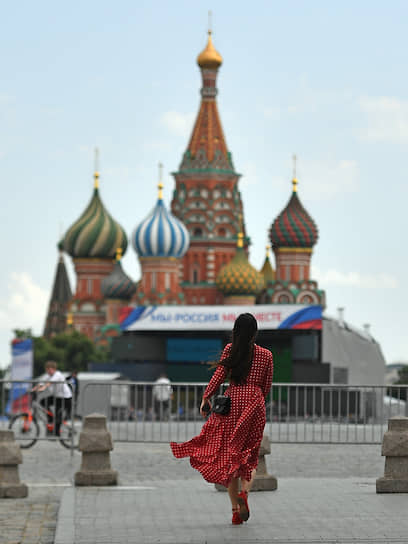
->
215, 435, 278, 492
0, 430, 28, 498
251, 435, 278, 491
376, 416, 408, 493
74, 413, 118, 486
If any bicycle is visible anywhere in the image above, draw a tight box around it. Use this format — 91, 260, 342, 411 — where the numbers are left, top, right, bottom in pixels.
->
8, 391, 81, 449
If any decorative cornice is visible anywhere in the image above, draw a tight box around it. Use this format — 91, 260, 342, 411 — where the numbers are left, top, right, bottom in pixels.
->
274, 247, 313, 254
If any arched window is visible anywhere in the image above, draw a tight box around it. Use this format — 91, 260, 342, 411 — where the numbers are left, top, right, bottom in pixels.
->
218, 227, 226, 237
194, 227, 203, 237
278, 294, 290, 303
193, 269, 199, 284
165, 273, 170, 290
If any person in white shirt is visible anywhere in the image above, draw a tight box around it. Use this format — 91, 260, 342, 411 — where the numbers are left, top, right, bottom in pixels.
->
34, 361, 72, 436
152, 374, 173, 421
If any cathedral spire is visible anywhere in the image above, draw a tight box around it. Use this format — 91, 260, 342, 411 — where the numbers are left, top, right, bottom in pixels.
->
43, 249, 72, 338
177, 28, 235, 174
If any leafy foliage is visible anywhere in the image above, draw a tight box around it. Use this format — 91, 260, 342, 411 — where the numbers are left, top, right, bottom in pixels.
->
388, 365, 408, 401
12, 329, 109, 376
396, 365, 408, 385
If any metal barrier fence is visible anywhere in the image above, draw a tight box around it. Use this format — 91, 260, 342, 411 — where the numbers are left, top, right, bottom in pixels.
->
78, 381, 408, 445
0, 380, 79, 451
1, 380, 407, 445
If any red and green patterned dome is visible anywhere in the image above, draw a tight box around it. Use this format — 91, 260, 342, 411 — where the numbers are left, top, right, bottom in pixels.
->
216, 235, 264, 296
269, 179, 318, 248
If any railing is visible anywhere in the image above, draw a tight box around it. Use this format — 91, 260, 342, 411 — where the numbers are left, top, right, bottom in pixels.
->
1, 380, 407, 445
78, 381, 408, 444
0, 379, 79, 451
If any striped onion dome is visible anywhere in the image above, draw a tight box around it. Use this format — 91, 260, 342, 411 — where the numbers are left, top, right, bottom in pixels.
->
132, 183, 189, 258
101, 250, 136, 300
269, 178, 318, 248
216, 234, 264, 296
63, 173, 128, 259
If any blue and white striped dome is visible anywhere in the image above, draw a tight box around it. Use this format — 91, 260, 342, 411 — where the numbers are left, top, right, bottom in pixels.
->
132, 198, 190, 258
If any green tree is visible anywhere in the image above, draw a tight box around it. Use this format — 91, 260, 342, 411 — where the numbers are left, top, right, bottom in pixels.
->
13, 328, 33, 339
388, 365, 408, 402
11, 329, 110, 376
33, 331, 109, 376
396, 365, 408, 384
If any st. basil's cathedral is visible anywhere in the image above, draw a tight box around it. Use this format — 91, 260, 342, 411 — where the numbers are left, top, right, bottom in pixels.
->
43, 30, 326, 343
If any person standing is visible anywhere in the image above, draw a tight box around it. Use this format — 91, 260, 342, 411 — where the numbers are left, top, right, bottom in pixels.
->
170, 313, 273, 525
35, 361, 73, 436
66, 371, 79, 405
153, 373, 173, 421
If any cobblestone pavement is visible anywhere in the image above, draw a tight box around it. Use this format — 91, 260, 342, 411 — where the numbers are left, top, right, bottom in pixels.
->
55, 479, 408, 544
0, 439, 391, 543
16, 440, 385, 484
0, 486, 63, 544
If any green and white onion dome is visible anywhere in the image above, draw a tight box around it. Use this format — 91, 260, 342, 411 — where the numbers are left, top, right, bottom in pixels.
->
63, 173, 128, 259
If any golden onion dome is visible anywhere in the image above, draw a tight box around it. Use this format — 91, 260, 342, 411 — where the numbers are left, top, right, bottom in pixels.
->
197, 31, 223, 69
216, 234, 264, 297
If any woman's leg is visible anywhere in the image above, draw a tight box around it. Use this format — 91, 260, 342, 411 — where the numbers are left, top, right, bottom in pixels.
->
227, 477, 239, 508
241, 468, 256, 494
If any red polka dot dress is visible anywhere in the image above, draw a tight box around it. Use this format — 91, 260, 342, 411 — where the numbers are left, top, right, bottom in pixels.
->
170, 343, 273, 487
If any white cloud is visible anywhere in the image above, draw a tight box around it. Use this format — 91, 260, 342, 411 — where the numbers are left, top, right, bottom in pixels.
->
358, 96, 408, 144
312, 266, 398, 289
160, 111, 195, 138
270, 158, 359, 201
0, 273, 49, 334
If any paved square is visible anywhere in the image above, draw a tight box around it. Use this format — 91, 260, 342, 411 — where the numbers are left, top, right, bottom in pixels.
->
55, 478, 408, 544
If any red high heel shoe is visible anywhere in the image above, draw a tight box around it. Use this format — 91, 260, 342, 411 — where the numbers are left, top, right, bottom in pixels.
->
232, 506, 243, 525
237, 490, 250, 521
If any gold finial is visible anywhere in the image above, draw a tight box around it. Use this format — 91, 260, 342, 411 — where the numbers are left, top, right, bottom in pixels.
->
116, 247, 122, 261
292, 154, 298, 192
237, 212, 244, 248
94, 147, 100, 189
158, 162, 164, 200
197, 18, 223, 69
266, 244, 271, 257
67, 313, 73, 326
237, 232, 244, 249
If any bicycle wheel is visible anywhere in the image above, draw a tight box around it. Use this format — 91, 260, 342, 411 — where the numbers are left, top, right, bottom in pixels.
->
59, 417, 81, 449
9, 413, 40, 448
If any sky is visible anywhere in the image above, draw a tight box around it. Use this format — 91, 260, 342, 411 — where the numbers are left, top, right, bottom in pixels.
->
1, 1, 407, 369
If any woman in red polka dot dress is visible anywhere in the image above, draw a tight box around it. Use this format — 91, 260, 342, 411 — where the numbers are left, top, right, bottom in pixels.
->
170, 313, 273, 525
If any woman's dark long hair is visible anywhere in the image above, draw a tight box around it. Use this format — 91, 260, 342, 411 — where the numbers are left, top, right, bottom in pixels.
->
220, 313, 258, 384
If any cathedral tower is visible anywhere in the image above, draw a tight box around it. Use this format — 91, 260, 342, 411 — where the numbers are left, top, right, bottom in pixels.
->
132, 168, 190, 305
62, 154, 128, 338
43, 246, 72, 338
262, 158, 326, 307
171, 30, 245, 305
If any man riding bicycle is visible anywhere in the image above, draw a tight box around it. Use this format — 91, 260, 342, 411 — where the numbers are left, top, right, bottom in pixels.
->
32, 361, 72, 436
